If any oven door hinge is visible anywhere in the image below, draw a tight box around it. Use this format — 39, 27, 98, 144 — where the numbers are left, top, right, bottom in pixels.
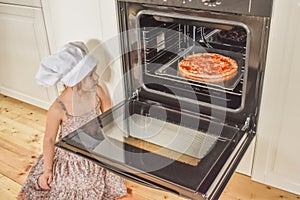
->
241, 116, 251, 132
130, 89, 139, 100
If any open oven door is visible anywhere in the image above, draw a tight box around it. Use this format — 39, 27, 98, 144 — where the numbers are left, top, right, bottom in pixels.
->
56, 96, 254, 200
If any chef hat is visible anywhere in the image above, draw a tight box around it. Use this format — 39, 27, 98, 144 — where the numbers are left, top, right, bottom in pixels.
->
35, 41, 98, 87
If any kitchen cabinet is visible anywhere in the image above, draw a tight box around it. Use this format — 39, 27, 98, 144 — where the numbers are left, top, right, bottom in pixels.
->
0, 2, 57, 109
252, 0, 300, 195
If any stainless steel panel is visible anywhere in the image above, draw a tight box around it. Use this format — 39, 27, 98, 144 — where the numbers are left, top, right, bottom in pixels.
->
117, 0, 273, 17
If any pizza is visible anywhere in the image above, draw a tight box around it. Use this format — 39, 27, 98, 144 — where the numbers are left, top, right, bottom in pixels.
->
178, 53, 238, 83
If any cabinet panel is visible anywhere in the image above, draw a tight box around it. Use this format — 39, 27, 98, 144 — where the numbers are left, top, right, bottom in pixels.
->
271, 12, 300, 188
236, 138, 255, 176
252, 0, 300, 194
274, 114, 300, 184
0, 3, 57, 109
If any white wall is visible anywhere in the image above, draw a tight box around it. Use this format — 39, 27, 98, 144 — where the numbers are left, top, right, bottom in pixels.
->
41, 0, 103, 51
42, 0, 125, 105
97, 0, 125, 106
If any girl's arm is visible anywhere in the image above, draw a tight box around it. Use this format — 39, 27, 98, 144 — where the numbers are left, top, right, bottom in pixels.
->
43, 102, 62, 171
38, 102, 63, 190
96, 85, 112, 113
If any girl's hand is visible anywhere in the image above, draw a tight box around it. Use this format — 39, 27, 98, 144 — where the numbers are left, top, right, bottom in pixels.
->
38, 170, 53, 190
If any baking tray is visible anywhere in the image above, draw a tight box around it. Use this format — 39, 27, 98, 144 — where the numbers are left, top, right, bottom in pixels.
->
154, 46, 245, 91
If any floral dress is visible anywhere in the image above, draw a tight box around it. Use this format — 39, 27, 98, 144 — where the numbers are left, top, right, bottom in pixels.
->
18, 99, 127, 200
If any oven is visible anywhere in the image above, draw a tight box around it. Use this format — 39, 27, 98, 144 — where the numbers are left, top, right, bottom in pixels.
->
57, 0, 273, 199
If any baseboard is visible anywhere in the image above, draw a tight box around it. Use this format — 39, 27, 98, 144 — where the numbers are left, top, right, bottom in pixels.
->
0, 87, 51, 110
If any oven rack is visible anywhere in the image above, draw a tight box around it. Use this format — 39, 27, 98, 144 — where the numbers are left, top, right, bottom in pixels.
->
141, 25, 247, 64
143, 30, 179, 52
139, 21, 247, 109
148, 45, 246, 92
142, 53, 245, 99
143, 79, 243, 110
142, 24, 178, 37
142, 28, 183, 65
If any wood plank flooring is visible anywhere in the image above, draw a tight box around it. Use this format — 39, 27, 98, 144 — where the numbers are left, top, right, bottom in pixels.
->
0, 94, 299, 200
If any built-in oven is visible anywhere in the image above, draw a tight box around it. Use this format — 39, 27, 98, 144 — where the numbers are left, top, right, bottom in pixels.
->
56, 0, 273, 199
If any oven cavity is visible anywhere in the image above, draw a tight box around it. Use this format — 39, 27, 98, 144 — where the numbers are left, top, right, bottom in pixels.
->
136, 13, 249, 111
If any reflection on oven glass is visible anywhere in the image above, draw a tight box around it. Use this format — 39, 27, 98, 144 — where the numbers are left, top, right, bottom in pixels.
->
65, 119, 104, 151
97, 114, 218, 166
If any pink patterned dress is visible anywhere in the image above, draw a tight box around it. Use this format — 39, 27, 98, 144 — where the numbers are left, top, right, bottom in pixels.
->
18, 99, 127, 200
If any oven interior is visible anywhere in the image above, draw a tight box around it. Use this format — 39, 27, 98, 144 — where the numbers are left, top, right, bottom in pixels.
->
132, 12, 250, 112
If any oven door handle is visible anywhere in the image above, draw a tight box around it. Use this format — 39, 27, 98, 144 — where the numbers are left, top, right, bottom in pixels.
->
104, 165, 182, 197
124, 174, 166, 191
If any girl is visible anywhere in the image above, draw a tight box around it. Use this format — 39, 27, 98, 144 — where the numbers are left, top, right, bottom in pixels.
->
18, 42, 127, 199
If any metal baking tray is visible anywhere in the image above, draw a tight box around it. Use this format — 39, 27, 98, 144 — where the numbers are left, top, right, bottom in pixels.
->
154, 46, 245, 91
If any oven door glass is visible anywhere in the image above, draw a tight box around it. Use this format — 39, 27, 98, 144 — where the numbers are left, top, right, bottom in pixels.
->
57, 98, 252, 199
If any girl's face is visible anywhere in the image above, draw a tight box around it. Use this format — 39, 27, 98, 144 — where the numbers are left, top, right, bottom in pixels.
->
80, 68, 99, 91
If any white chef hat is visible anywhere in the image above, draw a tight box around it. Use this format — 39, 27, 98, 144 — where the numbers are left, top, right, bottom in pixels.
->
35, 41, 98, 87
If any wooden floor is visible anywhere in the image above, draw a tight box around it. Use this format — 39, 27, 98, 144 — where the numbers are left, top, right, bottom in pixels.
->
0, 94, 299, 200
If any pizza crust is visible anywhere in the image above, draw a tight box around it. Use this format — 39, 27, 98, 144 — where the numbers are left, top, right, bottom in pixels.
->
178, 53, 238, 83
179, 67, 238, 83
